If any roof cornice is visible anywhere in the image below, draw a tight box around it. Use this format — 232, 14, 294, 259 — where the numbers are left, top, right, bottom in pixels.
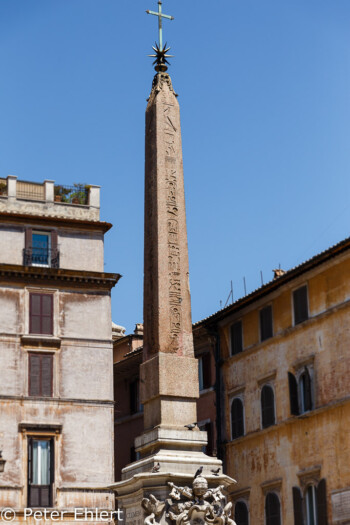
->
0, 264, 121, 290
0, 211, 112, 233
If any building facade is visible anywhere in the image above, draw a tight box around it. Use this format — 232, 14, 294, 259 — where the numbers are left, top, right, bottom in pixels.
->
0, 176, 120, 523
113, 323, 218, 482
114, 237, 350, 524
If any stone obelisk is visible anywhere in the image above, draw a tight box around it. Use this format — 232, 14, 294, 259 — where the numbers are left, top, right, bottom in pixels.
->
141, 68, 198, 432
111, 6, 235, 523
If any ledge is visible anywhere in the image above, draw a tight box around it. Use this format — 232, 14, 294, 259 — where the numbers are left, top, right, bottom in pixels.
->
18, 422, 62, 433
0, 263, 121, 290
21, 335, 61, 348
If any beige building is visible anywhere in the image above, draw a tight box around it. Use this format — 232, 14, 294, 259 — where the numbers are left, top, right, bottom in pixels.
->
194, 237, 350, 525
0, 176, 120, 523
112, 233, 350, 525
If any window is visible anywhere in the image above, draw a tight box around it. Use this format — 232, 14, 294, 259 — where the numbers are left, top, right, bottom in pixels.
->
32, 232, 50, 266
198, 353, 211, 391
29, 293, 53, 335
29, 353, 53, 397
28, 437, 54, 507
260, 305, 273, 342
199, 421, 213, 456
261, 385, 275, 429
293, 480, 328, 525
231, 398, 244, 439
265, 492, 281, 525
288, 366, 313, 416
24, 229, 59, 268
129, 379, 140, 414
230, 321, 243, 355
235, 501, 249, 525
293, 285, 309, 325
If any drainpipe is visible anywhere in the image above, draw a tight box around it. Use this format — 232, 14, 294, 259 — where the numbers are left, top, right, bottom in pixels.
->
209, 324, 226, 471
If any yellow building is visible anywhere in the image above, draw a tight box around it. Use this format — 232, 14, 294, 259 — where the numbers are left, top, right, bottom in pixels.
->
194, 237, 350, 525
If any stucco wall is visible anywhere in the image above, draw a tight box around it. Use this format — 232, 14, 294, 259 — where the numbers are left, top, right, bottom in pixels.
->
59, 344, 113, 400
221, 252, 350, 523
59, 292, 111, 340
0, 226, 104, 272
59, 231, 104, 272
0, 226, 24, 265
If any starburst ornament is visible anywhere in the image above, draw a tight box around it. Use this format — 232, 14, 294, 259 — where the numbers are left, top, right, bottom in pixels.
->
149, 42, 174, 72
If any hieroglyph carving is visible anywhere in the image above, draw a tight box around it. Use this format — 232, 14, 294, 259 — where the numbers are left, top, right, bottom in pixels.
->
163, 99, 182, 350
142, 476, 237, 525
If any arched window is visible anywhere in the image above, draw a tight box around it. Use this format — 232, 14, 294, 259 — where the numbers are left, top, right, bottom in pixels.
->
235, 500, 249, 525
299, 368, 313, 413
288, 366, 313, 416
231, 398, 244, 439
292, 479, 328, 525
265, 492, 281, 525
261, 385, 275, 428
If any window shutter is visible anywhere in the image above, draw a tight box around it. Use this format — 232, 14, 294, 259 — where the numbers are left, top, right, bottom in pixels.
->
50, 230, 58, 266
29, 354, 41, 396
202, 353, 211, 389
40, 486, 50, 508
41, 355, 53, 397
304, 367, 313, 411
28, 437, 33, 484
288, 372, 300, 415
292, 487, 304, 525
25, 228, 33, 265
41, 295, 53, 335
316, 479, 328, 525
261, 385, 275, 428
30, 294, 42, 334
49, 438, 55, 485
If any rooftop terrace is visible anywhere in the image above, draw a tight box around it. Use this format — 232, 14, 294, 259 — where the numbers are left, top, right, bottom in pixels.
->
0, 176, 100, 221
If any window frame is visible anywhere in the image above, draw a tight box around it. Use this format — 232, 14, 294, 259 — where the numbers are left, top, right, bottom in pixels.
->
198, 352, 212, 391
265, 491, 282, 525
230, 396, 245, 440
296, 366, 314, 414
230, 320, 243, 356
292, 284, 309, 326
27, 435, 54, 508
259, 304, 273, 342
28, 352, 54, 397
234, 499, 250, 525
288, 365, 314, 416
31, 231, 51, 268
260, 383, 276, 429
305, 485, 318, 525
29, 292, 54, 336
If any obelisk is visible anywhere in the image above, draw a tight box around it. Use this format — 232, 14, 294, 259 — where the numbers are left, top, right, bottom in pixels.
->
141, 66, 199, 436
111, 8, 236, 524
111, 12, 236, 518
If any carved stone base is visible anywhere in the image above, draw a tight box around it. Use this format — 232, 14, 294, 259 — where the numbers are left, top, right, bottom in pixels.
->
111, 472, 236, 525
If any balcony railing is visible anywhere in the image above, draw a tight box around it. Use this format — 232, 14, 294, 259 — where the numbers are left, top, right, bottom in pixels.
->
54, 184, 89, 205
23, 248, 60, 268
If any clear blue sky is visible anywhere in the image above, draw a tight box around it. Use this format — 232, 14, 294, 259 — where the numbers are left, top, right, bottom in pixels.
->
1, 1, 350, 333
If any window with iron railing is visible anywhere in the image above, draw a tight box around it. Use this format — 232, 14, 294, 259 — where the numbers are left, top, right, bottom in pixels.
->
23, 230, 59, 268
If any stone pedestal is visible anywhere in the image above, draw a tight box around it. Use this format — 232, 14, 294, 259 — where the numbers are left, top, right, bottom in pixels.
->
112, 472, 236, 525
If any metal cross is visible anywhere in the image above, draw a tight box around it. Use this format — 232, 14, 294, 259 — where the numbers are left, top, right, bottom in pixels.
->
146, 1, 174, 51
